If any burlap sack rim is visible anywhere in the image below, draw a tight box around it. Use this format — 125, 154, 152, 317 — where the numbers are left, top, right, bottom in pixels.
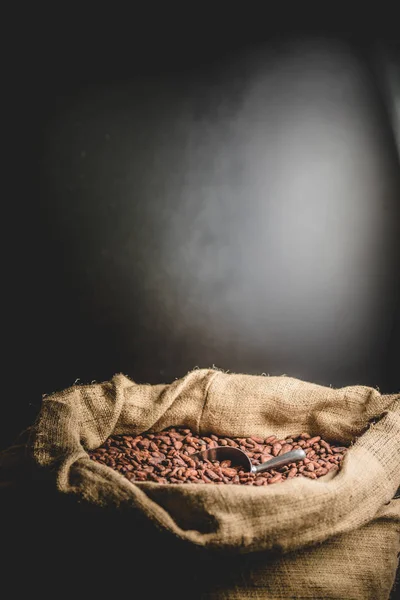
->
19, 369, 399, 555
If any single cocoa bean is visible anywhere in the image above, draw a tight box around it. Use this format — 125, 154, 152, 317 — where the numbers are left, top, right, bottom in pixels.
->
315, 467, 328, 476
221, 467, 238, 478
268, 473, 282, 484
272, 443, 282, 456
137, 439, 150, 449
205, 469, 221, 481
250, 436, 265, 444
225, 438, 238, 447
308, 436, 321, 445
255, 478, 267, 485
279, 444, 293, 455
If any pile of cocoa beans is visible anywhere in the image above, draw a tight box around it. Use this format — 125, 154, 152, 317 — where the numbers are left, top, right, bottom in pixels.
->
88, 427, 348, 486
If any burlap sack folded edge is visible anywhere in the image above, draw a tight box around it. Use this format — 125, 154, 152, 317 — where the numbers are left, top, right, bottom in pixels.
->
1, 369, 400, 556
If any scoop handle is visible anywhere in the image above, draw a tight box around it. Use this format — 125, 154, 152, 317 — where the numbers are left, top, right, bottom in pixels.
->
252, 448, 306, 474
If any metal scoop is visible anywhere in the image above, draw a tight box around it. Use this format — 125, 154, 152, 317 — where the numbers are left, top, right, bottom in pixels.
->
192, 446, 306, 474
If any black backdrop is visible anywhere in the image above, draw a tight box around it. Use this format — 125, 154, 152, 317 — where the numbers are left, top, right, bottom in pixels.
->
19, 24, 400, 451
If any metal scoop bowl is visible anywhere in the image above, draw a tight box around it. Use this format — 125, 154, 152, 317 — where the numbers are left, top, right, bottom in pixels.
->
192, 446, 306, 474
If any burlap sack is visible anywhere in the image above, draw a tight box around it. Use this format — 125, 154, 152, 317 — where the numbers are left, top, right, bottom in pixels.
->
2, 369, 400, 598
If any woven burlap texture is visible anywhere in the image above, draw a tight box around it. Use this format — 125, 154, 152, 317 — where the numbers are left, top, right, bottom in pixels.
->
30, 369, 399, 555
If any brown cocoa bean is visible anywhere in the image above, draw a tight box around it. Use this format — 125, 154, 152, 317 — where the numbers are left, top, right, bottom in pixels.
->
260, 454, 272, 464
250, 436, 265, 444
221, 468, 238, 478
315, 467, 328, 476
88, 429, 347, 487
320, 440, 332, 453
268, 473, 282, 484
265, 435, 277, 443
137, 439, 150, 449
225, 438, 238, 447
279, 444, 293, 455
254, 478, 267, 485
205, 469, 221, 481
308, 436, 321, 445
272, 443, 282, 456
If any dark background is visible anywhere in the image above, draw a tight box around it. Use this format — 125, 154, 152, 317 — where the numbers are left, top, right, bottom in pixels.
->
15, 22, 400, 450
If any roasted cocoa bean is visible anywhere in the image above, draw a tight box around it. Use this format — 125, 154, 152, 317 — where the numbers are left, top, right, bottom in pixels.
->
88, 428, 348, 486
225, 438, 238, 447
308, 436, 321, 445
279, 444, 293, 455
205, 469, 221, 481
268, 473, 283, 484
255, 478, 268, 485
260, 454, 273, 463
250, 436, 264, 444
315, 467, 328, 476
272, 443, 282, 456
